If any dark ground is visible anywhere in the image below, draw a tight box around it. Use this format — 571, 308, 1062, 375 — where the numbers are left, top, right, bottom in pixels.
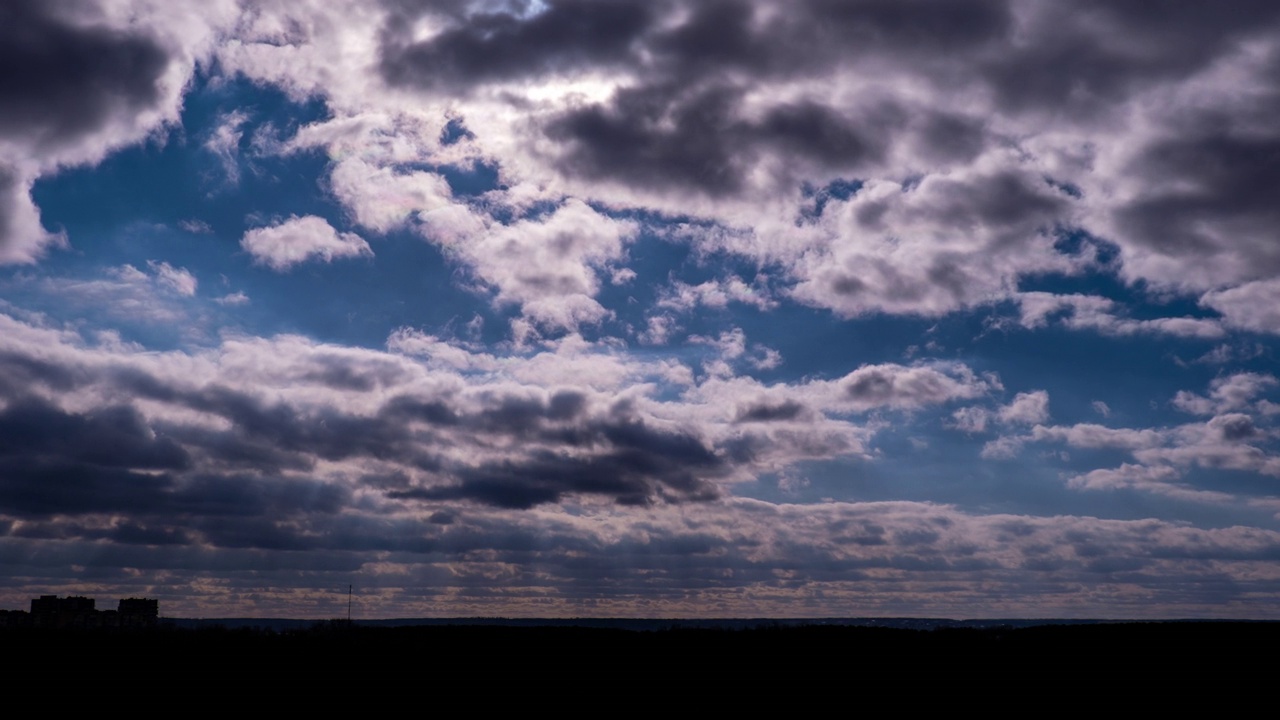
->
6, 621, 1275, 683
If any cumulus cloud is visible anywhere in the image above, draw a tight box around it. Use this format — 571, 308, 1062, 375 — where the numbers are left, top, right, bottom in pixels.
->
327, 157, 455, 235
422, 199, 638, 331
1201, 279, 1280, 335
841, 362, 993, 411
790, 164, 1075, 317
999, 391, 1050, 425
6, 0, 1269, 325
1067, 464, 1232, 504
657, 276, 776, 313
0, 0, 236, 262
194, 1, 1280, 327
1016, 292, 1225, 339
0, 167, 63, 263
1010, 375, 1280, 502
241, 216, 373, 271
1172, 373, 1278, 416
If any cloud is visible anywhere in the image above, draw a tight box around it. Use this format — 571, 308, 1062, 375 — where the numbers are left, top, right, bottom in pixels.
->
1016, 292, 1225, 339
203, 110, 249, 185
241, 216, 373, 271
1172, 373, 1278, 416
1067, 464, 1232, 504
0, 309, 1006, 526
1201, 279, 1280, 335
198, 0, 1280, 327
1030, 424, 1165, 451
0, 1, 169, 153
787, 163, 1077, 318
214, 291, 249, 306
147, 261, 197, 296
1007, 375, 1280, 502
0, 0, 236, 263
0, 167, 64, 263
6, 303, 1280, 616
421, 198, 637, 331
0, 311, 871, 518
951, 406, 991, 434
841, 362, 992, 411
999, 391, 1050, 425
327, 157, 454, 235
7, 262, 201, 327
656, 276, 776, 313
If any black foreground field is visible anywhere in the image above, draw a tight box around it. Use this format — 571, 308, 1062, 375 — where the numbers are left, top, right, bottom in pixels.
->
6, 620, 1277, 683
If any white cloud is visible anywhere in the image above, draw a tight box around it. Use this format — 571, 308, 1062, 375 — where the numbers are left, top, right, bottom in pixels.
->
214, 291, 249, 306
1030, 424, 1165, 451
241, 215, 372, 271
422, 199, 637, 332
951, 406, 991, 434
840, 362, 993, 412
999, 390, 1050, 425
981, 436, 1024, 460
1172, 373, 1278, 416
1016, 292, 1224, 339
1201, 279, 1280, 335
204, 110, 249, 185
147, 260, 197, 296
658, 276, 776, 313
328, 157, 454, 235
1067, 464, 1232, 504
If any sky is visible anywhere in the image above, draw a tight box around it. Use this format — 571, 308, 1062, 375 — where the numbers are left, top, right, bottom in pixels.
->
3, 0, 1280, 619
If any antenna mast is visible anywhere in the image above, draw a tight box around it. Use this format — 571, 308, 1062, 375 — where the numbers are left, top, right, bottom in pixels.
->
347, 584, 352, 624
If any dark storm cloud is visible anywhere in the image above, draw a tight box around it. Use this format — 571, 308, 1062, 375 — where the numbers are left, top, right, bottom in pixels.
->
379, 0, 655, 88
1114, 133, 1280, 274
734, 400, 805, 423
379, 0, 1012, 89
0, 410, 347, 525
0, 348, 81, 395
546, 90, 885, 196
0, 458, 173, 518
545, 84, 753, 196
393, 416, 724, 509
109, 379, 427, 469
378, 0, 1014, 195
0, 396, 189, 470
0, 323, 743, 524
981, 1, 1280, 114
0, 0, 170, 150
0, 169, 22, 247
